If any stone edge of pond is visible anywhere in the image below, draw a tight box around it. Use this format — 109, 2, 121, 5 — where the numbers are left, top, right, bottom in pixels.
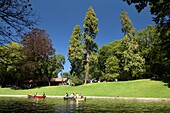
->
0, 95, 170, 101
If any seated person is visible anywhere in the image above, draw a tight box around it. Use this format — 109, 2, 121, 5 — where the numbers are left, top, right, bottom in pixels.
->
43, 92, 46, 97
70, 93, 74, 98
65, 93, 69, 97
76, 93, 79, 98
80, 93, 83, 98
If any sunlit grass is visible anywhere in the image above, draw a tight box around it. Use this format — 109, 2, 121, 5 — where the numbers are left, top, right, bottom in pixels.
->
0, 79, 170, 98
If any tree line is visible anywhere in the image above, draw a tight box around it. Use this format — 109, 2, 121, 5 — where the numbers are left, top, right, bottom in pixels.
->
67, 4, 170, 85
0, 0, 169, 86
0, 28, 65, 87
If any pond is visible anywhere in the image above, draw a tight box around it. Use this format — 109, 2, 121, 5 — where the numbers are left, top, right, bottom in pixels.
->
0, 97, 170, 113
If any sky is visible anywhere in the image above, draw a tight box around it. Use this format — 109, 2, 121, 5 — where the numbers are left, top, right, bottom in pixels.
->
30, 0, 155, 73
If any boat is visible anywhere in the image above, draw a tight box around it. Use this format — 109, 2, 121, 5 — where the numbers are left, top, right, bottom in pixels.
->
63, 97, 86, 101
28, 94, 46, 99
75, 97, 86, 101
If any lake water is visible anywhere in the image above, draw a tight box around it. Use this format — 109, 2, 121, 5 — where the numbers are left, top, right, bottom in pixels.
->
0, 97, 170, 113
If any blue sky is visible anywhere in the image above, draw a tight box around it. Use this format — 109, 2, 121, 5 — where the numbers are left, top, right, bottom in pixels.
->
30, 0, 154, 73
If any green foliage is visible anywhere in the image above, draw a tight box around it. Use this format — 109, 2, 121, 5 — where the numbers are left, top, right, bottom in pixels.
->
98, 40, 122, 81
120, 9, 136, 36
61, 72, 70, 79
0, 42, 26, 84
83, 6, 99, 84
119, 10, 145, 79
89, 52, 102, 80
122, 0, 170, 80
68, 6, 99, 84
105, 56, 120, 81
138, 25, 170, 78
39, 54, 65, 84
68, 25, 84, 76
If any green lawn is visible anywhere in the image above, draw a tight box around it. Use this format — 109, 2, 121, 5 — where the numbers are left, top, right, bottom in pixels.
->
0, 79, 170, 98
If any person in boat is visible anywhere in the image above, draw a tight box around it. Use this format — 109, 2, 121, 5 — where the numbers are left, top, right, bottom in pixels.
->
80, 93, 83, 98
76, 93, 79, 98
43, 92, 46, 97
34, 92, 38, 97
65, 92, 69, 97
70, 93, 74, 98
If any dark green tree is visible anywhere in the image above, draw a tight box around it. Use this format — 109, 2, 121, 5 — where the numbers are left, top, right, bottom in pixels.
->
83, 6, 99, 84
98, 40, 122, 81
122, 0, 170, 77
120, 10, 145, 80
68, 25, 84, 83
39, 54, 65, 86
138, 25, 169, 79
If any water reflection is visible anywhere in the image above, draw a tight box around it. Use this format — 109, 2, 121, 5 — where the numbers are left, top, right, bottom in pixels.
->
58, 99, 85, 113
1, 97, 170, 113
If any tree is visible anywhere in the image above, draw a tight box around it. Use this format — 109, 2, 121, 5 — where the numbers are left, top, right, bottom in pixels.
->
88, 51, 101, 81
61, 72, 70, 79
83, 6, 99, 84
39, 54, 65, 86
120, 10, 145, 79
98, 40, 122, 81
121, 0, 169, 27
0, 0, 36, 45
0, 42, 26, 86
105, 56, 119, 81
138, 25, 170, 79
21, 28, 55, 80
120, 9, 136, 37
68, 25, 84, 77
122, 0, 170, 77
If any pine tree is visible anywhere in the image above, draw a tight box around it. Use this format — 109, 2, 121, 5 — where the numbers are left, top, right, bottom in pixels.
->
120, 9, 145, 80
120, 9, 136, 37
68, 25, 84, 78
83, 6, 98, 84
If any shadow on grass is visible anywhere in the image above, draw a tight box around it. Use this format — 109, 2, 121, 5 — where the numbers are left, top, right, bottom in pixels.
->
151, 77, 170, 88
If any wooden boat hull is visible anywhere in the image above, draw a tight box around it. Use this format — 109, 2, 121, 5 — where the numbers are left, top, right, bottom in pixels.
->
28, 94, 46, 99
63, 97, 86, 101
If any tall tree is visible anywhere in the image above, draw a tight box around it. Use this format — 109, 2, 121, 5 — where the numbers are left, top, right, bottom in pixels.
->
68, 25, 84, 79
0, 0, 36, 45
120, 9, 136, 37
83, 6, 98, 84
120, 10, 145, 80
122, 0, 170, 77
21, 28, 55, 80
138, 25, 169, 79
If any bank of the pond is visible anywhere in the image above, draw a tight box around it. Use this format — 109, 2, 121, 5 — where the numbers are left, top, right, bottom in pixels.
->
0, 79, 170, 98
0, 95, 170, 101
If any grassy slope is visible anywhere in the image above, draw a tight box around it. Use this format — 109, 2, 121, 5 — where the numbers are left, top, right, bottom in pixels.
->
0, 79, 170, 98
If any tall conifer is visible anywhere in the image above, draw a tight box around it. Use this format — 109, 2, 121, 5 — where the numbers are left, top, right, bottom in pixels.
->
120, 10, 145, 79
83, 6, 98, 84
68, 25, 84, 77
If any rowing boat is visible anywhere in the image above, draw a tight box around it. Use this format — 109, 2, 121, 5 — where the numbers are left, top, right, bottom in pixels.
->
28, 94, 46, 99
63, 97, 86, 101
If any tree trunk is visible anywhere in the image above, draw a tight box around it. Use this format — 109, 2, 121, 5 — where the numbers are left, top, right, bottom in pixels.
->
48, 78, 51, 86
85, 50, 89, 84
